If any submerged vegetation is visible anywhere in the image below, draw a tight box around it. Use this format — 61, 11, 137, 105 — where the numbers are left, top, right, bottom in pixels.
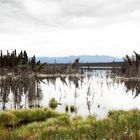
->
0, 108, 139, 140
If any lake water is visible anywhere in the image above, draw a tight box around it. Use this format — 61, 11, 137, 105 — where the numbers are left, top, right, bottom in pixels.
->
0, 70, 140, 119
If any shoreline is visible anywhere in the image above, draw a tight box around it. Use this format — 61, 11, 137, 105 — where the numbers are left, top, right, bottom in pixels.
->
0, 72, 85, 80
115, 76, 140, 81
37, 73, 85, 78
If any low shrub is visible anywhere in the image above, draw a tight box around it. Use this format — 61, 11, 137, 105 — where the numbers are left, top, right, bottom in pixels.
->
0, 108, 63, 127
0, 111, 19, 127
49, 98, 58, 110
0, 127, 8, 140
0, 109, 139, 140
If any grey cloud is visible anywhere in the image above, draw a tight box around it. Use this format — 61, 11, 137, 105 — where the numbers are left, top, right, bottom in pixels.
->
0, 0, 140, 29
60, 0, 140, 17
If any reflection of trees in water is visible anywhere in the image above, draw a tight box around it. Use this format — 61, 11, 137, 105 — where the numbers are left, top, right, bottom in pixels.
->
106, 76, 140, 98
87, 85, 92, 114
122, 80, 140, 98
46, 77, 57, 90
0, 77, 10, 109
0, 75, 84, 110
0, 75, 43, 110
68, 76, 80, 88
11, 77, 23, 109
28, 76, 43, 108
46, 77, 57, 85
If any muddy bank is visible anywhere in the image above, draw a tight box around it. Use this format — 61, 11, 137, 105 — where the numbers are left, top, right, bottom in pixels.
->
37, 73, 84, 78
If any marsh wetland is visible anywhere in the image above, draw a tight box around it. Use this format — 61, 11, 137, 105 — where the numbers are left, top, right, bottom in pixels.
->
0, 50, 140, 139
0, 69, 140, 119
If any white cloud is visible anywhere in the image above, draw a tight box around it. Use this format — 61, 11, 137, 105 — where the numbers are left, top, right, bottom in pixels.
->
0, 0, 140, 57
22, 0, 61, 18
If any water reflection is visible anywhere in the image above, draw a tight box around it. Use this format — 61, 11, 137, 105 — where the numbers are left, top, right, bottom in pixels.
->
0, 70, 140, 118
0, 75, 43, 110
122, 80, 140, 98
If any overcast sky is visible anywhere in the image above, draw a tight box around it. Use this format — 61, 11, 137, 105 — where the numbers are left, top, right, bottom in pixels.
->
0, 0, 140, 57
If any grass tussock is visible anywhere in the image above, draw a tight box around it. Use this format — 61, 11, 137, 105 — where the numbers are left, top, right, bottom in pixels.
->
0, 108, 62, 127
0, 108, 139, 140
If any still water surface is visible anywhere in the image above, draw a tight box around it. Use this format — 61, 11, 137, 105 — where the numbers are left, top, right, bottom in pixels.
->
0, 70, 140, 118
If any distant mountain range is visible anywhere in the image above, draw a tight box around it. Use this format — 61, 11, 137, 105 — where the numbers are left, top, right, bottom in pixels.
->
37, 55, 123, 64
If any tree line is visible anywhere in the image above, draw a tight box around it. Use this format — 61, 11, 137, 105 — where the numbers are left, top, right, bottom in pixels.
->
0, 50, 37, 70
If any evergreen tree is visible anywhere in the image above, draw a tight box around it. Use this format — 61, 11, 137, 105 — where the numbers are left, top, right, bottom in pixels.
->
23, 50, 28, 65
134, 51, 140, 69
31, 55, 36, 71
0, 50, 2, 67
0, 50, 39, 72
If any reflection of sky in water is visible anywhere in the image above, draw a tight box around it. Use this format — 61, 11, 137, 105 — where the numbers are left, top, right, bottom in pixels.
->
40, 70, 140, 119
0, 70, 140, 119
